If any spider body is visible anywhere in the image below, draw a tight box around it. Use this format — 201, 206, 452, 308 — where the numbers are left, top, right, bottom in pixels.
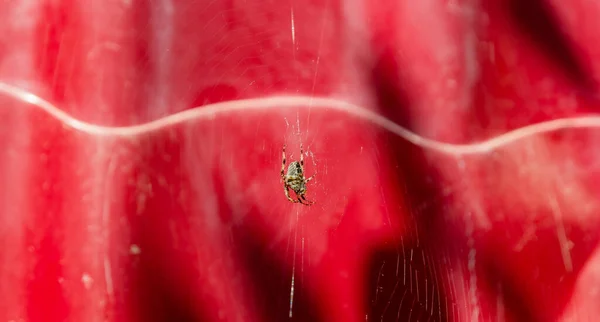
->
281, 144, 315, 205
285, 161, 307, 194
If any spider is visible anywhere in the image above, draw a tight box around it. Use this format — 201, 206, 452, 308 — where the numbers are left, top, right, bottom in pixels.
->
280, 143, 316, 205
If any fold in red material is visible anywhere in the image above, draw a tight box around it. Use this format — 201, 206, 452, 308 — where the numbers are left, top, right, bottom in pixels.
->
0, 0, 599, 321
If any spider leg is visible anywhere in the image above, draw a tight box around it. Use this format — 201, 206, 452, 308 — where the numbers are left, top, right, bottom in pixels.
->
284, 184, 298, 203
296, 196, 306, 205
305, 173, 316, 182
281, 144, 287, 181
299, 194, 314, 205
299, 143, 304, 168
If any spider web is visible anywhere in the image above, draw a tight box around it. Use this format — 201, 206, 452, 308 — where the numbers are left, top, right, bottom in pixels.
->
1, 0, 599, 321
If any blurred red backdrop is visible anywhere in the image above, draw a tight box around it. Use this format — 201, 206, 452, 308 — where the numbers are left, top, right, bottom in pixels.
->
1, 0, 600, 321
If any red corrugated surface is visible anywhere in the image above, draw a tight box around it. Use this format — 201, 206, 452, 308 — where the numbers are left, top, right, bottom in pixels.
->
1, 0, 599, 321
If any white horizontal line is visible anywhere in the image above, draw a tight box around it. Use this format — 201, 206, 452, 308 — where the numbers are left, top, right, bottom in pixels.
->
1, 81, 598, 156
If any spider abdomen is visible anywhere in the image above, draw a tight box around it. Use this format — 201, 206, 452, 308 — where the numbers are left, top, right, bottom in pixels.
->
286, 161, 303, 177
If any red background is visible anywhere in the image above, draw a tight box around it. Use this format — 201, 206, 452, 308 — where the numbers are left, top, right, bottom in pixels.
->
1, 0, 599, 321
